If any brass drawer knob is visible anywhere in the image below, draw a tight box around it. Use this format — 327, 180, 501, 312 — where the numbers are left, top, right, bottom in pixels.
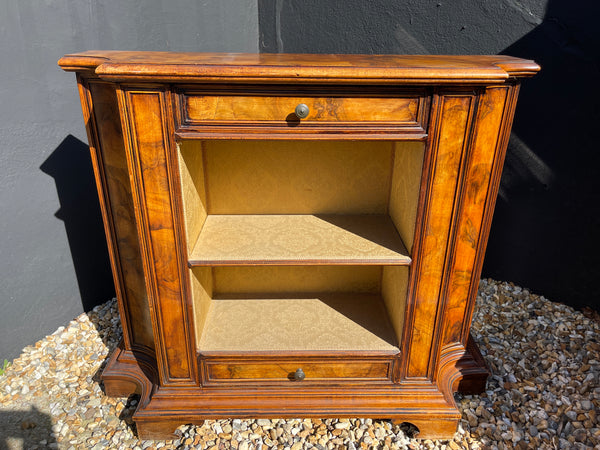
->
294, 368, 305, 381
294, 103, 309, 119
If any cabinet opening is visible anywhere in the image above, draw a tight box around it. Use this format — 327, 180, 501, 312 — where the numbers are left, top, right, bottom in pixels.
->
190, 265, 407, 353
178, 139, 425, 265
177, 139, 422, 354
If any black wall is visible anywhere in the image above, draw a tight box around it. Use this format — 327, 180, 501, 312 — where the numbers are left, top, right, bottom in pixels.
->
0, 0, 258, 361
2, 0, 598, 361
259, 0, 600, 310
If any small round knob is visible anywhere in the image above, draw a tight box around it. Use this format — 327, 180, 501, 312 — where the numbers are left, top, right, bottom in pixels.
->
294, 103, 309, 119
294, 368, 305, 381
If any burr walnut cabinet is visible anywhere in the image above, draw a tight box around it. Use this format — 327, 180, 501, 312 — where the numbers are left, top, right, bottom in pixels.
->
59, 51, 539, 439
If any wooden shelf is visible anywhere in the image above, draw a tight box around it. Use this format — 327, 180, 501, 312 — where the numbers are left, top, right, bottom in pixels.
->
198, 293, 399, 352
189, 214, 411, 266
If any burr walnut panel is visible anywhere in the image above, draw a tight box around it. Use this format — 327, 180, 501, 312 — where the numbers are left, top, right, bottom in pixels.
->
202, 358, 393, 385
174, 87, 428, 138
123, 91, 196, 385
82, 81, 154, 354
442, 87, 511, 348
183, 91, 420, 124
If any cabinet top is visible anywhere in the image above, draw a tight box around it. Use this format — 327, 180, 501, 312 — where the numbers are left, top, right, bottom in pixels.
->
59, 51, 539, 84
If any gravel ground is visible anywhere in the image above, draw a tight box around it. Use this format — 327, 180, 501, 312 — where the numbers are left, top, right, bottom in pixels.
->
0, 279, 599, 449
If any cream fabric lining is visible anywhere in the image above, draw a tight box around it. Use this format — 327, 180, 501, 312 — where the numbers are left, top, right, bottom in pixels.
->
212, 266, 382, 295
190, 214, 410, 264
198, 294, 399, 352
190, 267, 212, 347
389, 141, 425, 253
178, 140, 424, 352
201, 140, 394, 214
177, 142, 207, 252
192, 266, 408, 350
382, 266, 409, 345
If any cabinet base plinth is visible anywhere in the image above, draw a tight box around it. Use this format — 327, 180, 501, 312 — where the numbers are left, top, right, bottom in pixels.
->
135, 418, 204, 440
101, 336, 489, 440
455, 335, 489, 395
390, 417, 460, 439
101, 345, 156, 408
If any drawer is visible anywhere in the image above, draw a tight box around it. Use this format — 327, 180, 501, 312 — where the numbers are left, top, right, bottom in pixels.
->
175, 87, 427, 137
201, 357, 394, 385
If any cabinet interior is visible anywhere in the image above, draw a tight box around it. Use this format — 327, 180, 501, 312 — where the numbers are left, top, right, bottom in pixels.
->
177, 139, 424, 353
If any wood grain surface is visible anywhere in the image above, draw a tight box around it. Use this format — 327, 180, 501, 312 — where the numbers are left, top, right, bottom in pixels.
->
121, 90, 196, 385
204, 359, 392, 383
78, 79, 155, 355
441, 87, 510, 348
404, 93, 474, 380
185, 93, 419, 123
59, 51, 539, 84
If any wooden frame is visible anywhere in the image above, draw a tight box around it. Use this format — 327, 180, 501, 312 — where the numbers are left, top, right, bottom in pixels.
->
59, 51, 539, 439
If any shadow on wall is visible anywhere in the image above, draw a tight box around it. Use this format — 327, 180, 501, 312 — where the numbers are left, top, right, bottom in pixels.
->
258, 0, 600, 310
486, 0, 600, 310
0, 406, 56, 449
40, 135, 115, 312
258, 0, 428, 54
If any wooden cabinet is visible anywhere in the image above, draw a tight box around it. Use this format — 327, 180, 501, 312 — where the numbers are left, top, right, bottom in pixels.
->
59, 52, 539, 439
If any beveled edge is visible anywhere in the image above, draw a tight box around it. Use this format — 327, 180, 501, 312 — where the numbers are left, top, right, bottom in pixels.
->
58, 51, 540, 84
58, 54, 111, 72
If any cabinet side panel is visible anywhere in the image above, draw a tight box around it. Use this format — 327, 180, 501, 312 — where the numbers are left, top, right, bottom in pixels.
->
190, 267, 213, 347
404, 95, 473, 379
389, 141, 425, 254
442, 86, 513, 347
177, 140, 208, 252
84, 80, 154, 353
123, 90, 196, 384
381, 266, 408, 347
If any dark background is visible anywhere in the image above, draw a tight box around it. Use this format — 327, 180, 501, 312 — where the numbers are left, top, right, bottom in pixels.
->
0, 0, 258, 361
1, 0, 598, 360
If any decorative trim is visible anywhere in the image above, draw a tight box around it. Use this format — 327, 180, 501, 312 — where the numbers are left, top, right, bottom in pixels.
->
119, 87, 196, 385
402, 91, 476, 380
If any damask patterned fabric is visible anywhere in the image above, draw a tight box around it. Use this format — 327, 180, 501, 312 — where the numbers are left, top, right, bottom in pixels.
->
191, 214, 410, 264
199, 294, 399, 352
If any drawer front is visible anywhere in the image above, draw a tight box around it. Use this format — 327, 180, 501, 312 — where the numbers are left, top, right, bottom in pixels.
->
175, 87, 427, 137
202, 358, 394, 385
186, 95, 418, 123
